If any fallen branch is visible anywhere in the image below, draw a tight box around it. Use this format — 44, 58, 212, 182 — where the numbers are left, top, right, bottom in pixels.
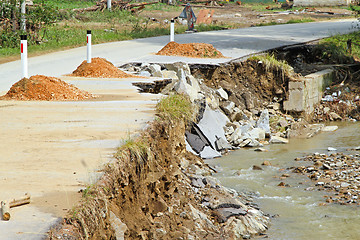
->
9, 193, 31, 208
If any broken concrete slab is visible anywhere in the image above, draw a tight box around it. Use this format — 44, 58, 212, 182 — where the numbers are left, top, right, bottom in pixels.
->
185, 131, 207, 154
197, 104, 230, 149
200, 146, 222, 159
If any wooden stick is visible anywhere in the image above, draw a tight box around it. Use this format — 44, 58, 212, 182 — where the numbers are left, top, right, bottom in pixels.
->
1, 201, 10, 221
9, 193, 31, 208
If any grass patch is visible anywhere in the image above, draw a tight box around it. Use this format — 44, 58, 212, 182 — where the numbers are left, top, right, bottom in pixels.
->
156, 94, 195, 122
146, 2, 182, 12
315, 31, 360, 63
33, 0, 96, 10
249, 53, 293, 76
286, 18, 314, 24
256, 18, 314, 26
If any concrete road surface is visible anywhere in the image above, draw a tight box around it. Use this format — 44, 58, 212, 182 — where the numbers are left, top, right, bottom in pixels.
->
0, 19, 358, 239
0, 19, 358, 94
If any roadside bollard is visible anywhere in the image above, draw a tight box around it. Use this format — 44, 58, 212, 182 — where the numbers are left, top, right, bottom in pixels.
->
87, 30, 92, 63
107, 0, 111, 11
20, 35, 28, 79
170, 19, 175, 42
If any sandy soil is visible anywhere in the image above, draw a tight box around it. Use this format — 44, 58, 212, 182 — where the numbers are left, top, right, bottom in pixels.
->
0, 76, 161, 238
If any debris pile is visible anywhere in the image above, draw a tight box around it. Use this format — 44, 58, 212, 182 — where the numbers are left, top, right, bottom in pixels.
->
312, 85, 360, 122
0, 75, 93, 101
156, 42, 225, 58
291, 151, 360, 205
73, 0, 156, 14
71, 57, 138, 78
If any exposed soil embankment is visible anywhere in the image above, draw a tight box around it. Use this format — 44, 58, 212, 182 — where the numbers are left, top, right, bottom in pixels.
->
49, 109, 269, 239
191, 59, 292, 110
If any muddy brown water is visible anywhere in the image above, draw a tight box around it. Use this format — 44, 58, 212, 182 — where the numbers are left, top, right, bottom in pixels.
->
206, 122, 360, 239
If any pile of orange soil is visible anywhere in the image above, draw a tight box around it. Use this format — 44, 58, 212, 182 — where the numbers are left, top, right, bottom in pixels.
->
0, 75, 93, 101
71, 57, 137, 78
156, 42, 225, 58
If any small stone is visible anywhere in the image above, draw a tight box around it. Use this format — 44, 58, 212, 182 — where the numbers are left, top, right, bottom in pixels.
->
216, 87, 228, 100
329, 112, 342, 121
262, 160, 271, 166
254, 148, 268, 152
278, 182, 285, 187
252, 165, 263, 170
322, 126, 338, 132
269, 136, 289, 144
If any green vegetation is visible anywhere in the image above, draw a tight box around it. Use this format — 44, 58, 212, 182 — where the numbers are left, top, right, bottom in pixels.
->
315, 31, 360, 63
33, 0, 96, 9
0, 0, 231, 60
256, 18, 314, 26
249, 53, 293, 76
156, 94, 195, 122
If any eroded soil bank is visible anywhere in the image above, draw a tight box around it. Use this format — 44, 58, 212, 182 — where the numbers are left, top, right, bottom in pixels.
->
48, 43, 360, 239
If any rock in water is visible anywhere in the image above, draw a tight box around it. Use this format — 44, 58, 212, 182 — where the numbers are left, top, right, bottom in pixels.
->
269, 136, 289, 144
327, 147, 337, 151
322, 126, 338, 132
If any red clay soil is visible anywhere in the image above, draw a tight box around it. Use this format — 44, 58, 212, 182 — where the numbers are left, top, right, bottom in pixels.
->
156, 42, 225, 58
0, 75, 93, 101
71, 57, 137, 78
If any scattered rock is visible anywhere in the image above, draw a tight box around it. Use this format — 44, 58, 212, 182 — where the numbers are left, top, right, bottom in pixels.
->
252, 165, 263, 171
269, 136, 289, 144
327, 147, 337, 151
329, 112, 342, 121
322, 126, 338, 132
216, 87, 229, 100
254, 148, 268, 152
262, 160, 271, 166
256, 109, 271, 136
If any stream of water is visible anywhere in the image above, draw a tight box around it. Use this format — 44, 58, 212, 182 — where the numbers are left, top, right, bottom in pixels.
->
206, 122, 360, 240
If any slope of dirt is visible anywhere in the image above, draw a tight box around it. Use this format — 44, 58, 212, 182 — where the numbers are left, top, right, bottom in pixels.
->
156, 42, 225, 58
48, 118, 269, 240
0, 75, 93, 101
71, 57, 138, 78
192, 59, 294, 110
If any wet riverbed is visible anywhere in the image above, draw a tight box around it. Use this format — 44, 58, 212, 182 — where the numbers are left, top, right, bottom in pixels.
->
206, 122, 360, 240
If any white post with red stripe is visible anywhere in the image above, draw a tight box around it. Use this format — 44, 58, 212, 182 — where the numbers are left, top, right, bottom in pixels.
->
87, 30, 92, 63
170, 19, 175, 42
20, 35, 28, 78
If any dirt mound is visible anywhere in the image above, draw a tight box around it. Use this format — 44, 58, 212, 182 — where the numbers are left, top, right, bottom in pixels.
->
156, 42, 225, 58
71, 57, 137, 78
0, 75, 93, 101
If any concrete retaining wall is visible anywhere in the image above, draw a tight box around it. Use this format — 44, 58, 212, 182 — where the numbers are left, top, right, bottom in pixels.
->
284, 69, 334, 114
293, 0, 351, 6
